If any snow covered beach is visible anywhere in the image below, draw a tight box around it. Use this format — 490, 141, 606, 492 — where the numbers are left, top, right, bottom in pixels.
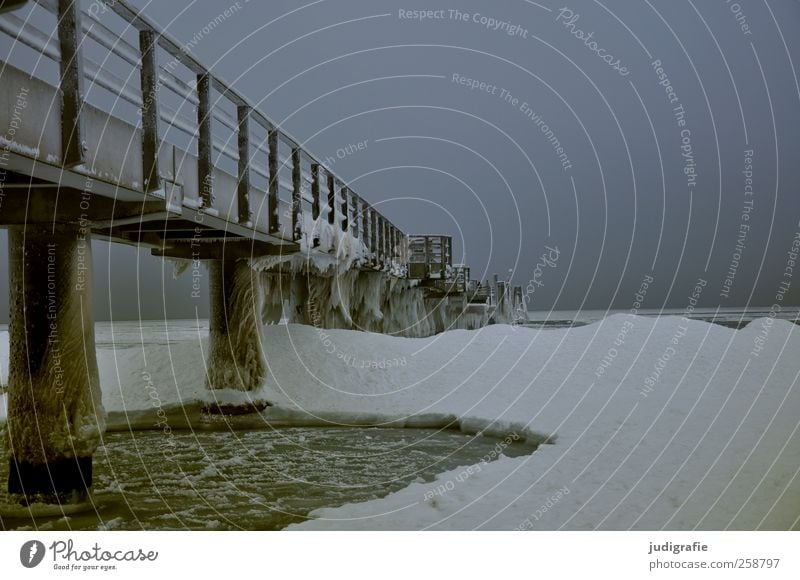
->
1, 314, 799, 530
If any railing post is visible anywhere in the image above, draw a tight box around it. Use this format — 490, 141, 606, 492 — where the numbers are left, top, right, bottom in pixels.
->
196, 72, 213, 208
237, 105, 251, 224
385, 223, 391, 263
351, 193, 359, 240
384, 221, 390, 265
441, 236, 448, 277
425, 236, 431, 275
447, 238, 453, 270
378, 216, 385, 266
362, 199, 369, 249
292, 147, 302, 241
139, 28, 160, 192
370, 207, 378, 264
311, 163, 320, 220
327, 174, 336, 226
268, 127, 279, 233
397, 232, 403, 265
341, 186, 349, 232
57, 0, 86, 167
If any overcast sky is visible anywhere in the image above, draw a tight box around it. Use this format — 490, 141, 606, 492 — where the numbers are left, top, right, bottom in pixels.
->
2, 0, 800, 321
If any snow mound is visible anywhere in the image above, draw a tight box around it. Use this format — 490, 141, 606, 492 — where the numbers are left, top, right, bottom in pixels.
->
1, 315, 799, 529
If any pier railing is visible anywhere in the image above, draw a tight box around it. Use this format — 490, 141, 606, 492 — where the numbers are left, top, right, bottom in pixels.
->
0, 0, 406, 266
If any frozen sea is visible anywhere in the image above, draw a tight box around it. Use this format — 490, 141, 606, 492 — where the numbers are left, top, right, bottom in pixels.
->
523, 306, 800, 329
0, 305, 797, 343
0, 427, 535, 531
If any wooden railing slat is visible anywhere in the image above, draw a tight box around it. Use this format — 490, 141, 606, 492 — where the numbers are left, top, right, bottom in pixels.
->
196, 72, 213, 208
237, 105, 251, 224
138, 28, 160, 192
57, 0, 85, 167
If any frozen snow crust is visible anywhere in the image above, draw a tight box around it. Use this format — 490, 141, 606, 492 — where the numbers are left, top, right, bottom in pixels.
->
1, 313, 798, 529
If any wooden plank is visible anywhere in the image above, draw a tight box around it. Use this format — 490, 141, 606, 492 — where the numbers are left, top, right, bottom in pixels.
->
196, 72, 213, 208
57, 0, 86, 167
311, 163, 320, 220
139, 28, 160, 192
237, 105, 251, 224
327, 173, 335, 225
268, 127, 279, 233
292, 147, 302, 241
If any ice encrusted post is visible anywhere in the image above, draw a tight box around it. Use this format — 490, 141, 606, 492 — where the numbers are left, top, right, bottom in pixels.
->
5, 226, 104, 506
207, 259, 266, 392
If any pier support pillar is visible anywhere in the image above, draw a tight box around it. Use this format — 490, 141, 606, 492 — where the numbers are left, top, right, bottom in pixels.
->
207, 259, 266, 391
5, 225, 104, 505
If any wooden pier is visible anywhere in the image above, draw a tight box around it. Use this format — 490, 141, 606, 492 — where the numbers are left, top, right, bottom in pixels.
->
0, 0, 526, 506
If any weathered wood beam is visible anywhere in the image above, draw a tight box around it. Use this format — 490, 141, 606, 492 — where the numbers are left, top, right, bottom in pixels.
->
351, 192, 359, 240
268, 127, 279, 233
377, 215, 385, 266
291, 147, 302, 241
57, 0, 86, 167
341, 186, 349, 232
311, 163, 320, 220
196, 72, 213, 208
139, 28, 160, 192
370, 206, 378, 262
327, 173, 336, 226
237, 105, 251, 224
361, 199, 369, 248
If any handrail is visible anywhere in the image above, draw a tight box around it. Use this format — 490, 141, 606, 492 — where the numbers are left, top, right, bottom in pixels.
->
65, 0, 333, 173
1, 0, 406, 267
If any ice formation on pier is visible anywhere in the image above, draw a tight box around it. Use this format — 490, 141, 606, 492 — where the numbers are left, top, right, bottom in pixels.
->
3, 228, 105, 464
248, 216, 445, 338
168, 215, 497, 393
206, 260, 266, 391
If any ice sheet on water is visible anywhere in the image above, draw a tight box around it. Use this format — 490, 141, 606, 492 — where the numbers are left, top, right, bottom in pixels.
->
0, 427, 531, 531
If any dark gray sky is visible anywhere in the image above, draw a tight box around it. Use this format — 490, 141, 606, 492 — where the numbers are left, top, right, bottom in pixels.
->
2, 0, 800, 320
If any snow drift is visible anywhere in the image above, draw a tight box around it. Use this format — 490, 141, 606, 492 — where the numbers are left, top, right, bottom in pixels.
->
1, 314, 798, 529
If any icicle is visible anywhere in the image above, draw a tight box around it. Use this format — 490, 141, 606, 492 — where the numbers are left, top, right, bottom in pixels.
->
166, 257, 192, 279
